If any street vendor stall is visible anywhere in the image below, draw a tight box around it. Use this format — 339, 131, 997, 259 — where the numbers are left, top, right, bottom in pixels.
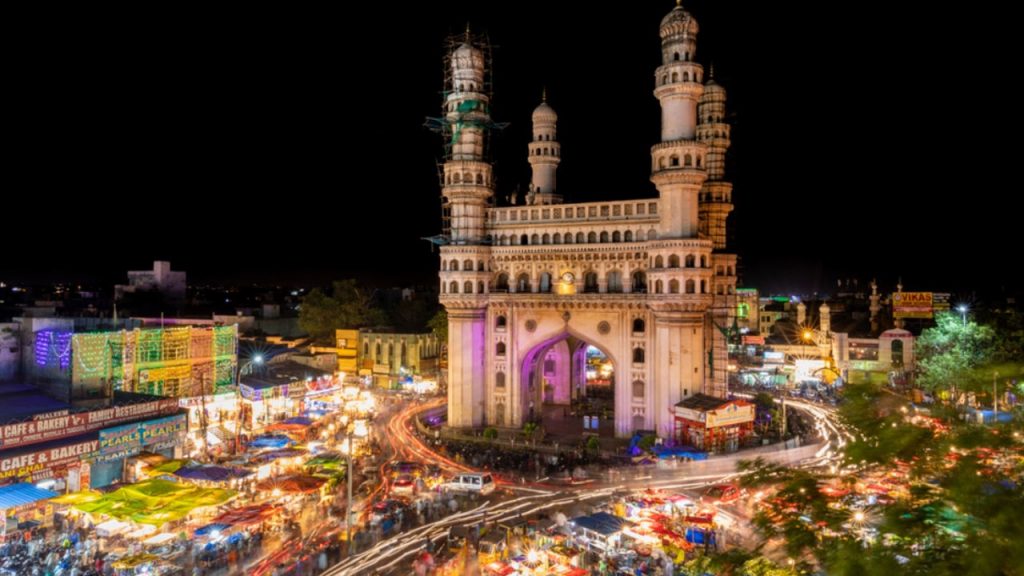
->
65, 478, 236, 527
0, 483, 58, 540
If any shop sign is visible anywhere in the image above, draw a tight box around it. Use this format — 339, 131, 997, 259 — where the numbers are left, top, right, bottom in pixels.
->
0, 439, 98, 481
0, 399, 179, 450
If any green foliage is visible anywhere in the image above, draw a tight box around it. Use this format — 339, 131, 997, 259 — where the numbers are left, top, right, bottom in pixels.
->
915, 312, 995, 393
298, 280, 386, 344
753, 392, 776, 411
586, 435, 602, 453
750, 374, 1024, 575
522, 421, 539, 438
428, 309, 448, 343
482, 427, 498, 441
637, 433, 657, 452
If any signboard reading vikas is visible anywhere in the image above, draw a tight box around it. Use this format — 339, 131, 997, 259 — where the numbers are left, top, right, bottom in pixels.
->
893, 292, 934, 319
0, 399, 179, 450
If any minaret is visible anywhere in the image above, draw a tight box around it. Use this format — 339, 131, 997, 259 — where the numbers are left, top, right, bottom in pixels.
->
869, 279, 881, 333
697, 66, 733, 249
442, 33, 493, 244
819, 302, 831, 336
527, 90, 562, 205
651, 0, 707, 238
797, 302, 807, 326
438, 30, 494, 430
648, 2, 719, 437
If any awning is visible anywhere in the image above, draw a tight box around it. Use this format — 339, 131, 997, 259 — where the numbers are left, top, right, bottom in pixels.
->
255, 474, 325, 494
248, 435, 293, 449
143, 533, 177, 546
0, 483, 58, 511
194, 523, 231, 537
175, 465, 252, 483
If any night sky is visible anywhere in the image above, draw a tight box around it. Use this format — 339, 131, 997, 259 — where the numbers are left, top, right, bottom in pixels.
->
6, 2, 1015, 297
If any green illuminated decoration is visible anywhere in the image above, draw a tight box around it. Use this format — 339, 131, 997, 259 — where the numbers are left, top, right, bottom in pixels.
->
71, 325, 238, 398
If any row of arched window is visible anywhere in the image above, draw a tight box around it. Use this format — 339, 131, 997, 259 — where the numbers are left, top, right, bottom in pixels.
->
659, 69, 701, 85
492, 271, 647, 294
363, 341, 409, 366
445, 172, 489, 185
491, 315, 645, 334
652, 278, 707, 294
443, 259, 487, 272
657, 153, 703, 169
535, 133, 553, 141
529, 147, 559, 157
443, 281, 487, 295
653, 254, 707, 269
495, 229, 657, 246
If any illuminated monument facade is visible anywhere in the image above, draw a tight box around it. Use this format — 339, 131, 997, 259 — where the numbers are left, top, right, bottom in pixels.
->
438, 3, 736, 438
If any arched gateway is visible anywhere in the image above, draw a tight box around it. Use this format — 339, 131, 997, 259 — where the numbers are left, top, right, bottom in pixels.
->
436, 5, 738, 438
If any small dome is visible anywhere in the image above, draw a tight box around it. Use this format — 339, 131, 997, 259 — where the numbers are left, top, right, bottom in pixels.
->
704, 78, 725, 95
453, 42, 478, 57
532, 101, 557, 123
660, 5, 699, 36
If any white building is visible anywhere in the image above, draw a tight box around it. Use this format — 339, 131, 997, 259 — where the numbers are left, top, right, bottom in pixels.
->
115, 261, 186, 302
438, 3, 737, 438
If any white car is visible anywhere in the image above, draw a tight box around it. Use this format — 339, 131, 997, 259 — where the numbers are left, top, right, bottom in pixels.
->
445, 473, 495, 495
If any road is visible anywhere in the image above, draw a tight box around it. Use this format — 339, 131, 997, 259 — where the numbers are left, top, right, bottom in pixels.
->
324, 396, 850, 575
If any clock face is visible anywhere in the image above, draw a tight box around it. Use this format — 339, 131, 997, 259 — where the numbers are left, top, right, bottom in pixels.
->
561, 272, 575, 283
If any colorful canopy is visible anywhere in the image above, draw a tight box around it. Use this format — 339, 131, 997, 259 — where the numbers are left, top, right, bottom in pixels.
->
211, 503, 281, 527
255, 474, 325, 494
175, 465, 252, 483
251, 448, 306, 464
248, 435, 293, 449
70, 479, 236, 526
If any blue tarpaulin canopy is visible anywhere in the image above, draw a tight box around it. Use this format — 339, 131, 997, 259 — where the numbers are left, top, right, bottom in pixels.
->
653, 445, 708, 460
572, 512, 630, 536
282, 416, 313, 426
248, 435, 293, 449
193, 523, 231, 537
175, 465, 252, 483
0, 483, 58, 511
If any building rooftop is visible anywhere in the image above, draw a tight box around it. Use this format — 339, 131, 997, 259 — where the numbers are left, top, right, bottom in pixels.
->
675, 393, 730, 412
0, 384, 70, 424
0, 386, 169, 425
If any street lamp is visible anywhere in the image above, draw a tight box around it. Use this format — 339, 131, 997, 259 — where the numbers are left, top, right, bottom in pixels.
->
957, 305, 968, 327
344, 421, 368, 556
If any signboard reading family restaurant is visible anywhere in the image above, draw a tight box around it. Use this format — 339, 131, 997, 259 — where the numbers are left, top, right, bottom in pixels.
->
0, 398, 179, 450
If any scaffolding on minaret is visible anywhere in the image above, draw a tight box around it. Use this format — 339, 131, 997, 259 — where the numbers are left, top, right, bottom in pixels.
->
423, 29, 507, 247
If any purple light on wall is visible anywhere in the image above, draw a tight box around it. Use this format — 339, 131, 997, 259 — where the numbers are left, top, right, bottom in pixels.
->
34, 330, 73, 370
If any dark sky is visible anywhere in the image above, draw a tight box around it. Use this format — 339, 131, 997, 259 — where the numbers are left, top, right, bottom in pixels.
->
5, 2, 1016, 296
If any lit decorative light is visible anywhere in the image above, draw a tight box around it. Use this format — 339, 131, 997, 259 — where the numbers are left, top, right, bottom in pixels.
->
35, 330, 73, 370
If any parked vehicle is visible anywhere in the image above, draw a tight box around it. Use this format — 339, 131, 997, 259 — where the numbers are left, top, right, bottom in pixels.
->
445, 472, 496, 495
702, 483, 744, 504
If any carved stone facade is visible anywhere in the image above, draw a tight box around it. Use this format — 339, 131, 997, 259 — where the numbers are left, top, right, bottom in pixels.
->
438, 4, 736, 438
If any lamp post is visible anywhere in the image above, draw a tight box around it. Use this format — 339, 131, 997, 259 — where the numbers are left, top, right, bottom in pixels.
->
957, 305, 968, 328
234, 354, 264, 454
344, 420, 367, 556
345, 427, 354, 556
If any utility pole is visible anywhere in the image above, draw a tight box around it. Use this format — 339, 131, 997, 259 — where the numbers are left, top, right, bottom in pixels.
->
993, 371, 999, 424
780, 395, 787, 438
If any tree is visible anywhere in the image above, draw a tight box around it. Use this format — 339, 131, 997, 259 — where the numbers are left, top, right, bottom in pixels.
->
428, 309, 448, 343
298, 280, 386, 344
915, 312, 995, 396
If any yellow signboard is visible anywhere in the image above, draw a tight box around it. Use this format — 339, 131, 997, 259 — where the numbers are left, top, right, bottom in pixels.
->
893, 292, 933, 319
